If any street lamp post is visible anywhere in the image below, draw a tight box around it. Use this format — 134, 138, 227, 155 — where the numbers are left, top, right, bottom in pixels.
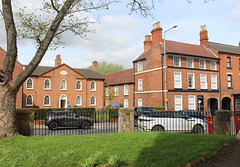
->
164, 25, 177, 110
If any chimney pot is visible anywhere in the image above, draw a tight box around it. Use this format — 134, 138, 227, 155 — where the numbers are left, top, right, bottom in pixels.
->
55, 54, 62, 67
151, 21, 163, 44
92, 61, 98, 71
200, 25, 209, 47
144, 35, 152, 51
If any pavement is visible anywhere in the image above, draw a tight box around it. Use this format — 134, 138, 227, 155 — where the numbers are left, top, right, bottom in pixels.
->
186, 139, 240, 167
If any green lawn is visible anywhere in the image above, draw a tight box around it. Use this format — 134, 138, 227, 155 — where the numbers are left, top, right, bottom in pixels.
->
0, 132, 236, 167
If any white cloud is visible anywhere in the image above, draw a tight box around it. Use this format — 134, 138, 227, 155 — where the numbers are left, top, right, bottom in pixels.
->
228, 3, 240, 22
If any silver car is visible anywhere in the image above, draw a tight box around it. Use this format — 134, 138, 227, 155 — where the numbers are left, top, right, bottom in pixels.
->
138, 111, 206, 134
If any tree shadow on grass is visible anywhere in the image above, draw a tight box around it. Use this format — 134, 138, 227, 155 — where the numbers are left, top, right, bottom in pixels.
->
134, 133, 189, 167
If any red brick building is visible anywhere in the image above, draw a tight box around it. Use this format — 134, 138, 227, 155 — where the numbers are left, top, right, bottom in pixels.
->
104, 69, 134, 107
22, 55, 104, 109
200, 26, 240, 113
0, 47, 23, 108
133, 22, 220, 114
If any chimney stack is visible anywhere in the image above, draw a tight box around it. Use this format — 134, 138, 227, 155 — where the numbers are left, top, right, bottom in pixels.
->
92, 61, 98, 71
144, 35, 152, 51
151, 21, 163, 44
200, 25, 209, 47
55, 55, 62, 67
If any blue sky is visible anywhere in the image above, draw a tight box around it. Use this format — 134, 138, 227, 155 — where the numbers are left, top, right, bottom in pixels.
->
0, 0, 240, 69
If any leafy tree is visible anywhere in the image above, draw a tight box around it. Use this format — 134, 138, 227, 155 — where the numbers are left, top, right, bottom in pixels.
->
0, 0, 213, 137
102, 86, 115, 109
87, 61, 125, 75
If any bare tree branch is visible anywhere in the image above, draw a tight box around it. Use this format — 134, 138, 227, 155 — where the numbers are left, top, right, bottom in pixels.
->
50, 0, 60, 13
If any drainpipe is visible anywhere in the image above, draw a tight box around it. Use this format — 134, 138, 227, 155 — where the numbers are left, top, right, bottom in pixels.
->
219, 52, 222, 110
162, 54, 164, 106
133, 63, 136, 107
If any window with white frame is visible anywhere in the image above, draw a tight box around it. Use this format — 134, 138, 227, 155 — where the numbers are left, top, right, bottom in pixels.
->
90, 81, 96, 91
138, 79, 143, 91
44, 95, 50, 106
200, 74, 207, 89
76, 96, 82, 106
138, 61, 143, 72
174, 95, 182, 111
76, 81, 82, 91
227, 74, 232, 88
90, 96, 96, 106
124, 85, 129, 95
114, 86, 119, 96
187, 58, 194, 68
26, 78, 33, 89
227, 57, 231, 68
124, 99, 129, 108
199, 59, 206, 69
188, 73, 195, 89
188, 95, 196, 110
174, 72, 182, 89
60, 80, 67, 90
173, 56, 181, 67
210, 61, 217, 70
44, 79, 51, 90
138, 99, 143, 107
211, 75, 217, 90
26, 95, 33, 106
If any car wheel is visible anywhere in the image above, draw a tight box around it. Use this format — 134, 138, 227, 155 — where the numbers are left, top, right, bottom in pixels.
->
49, 121, 58, 130
81, 121, 90, 129
192, 125, 204, 134
151, 125, 164, 132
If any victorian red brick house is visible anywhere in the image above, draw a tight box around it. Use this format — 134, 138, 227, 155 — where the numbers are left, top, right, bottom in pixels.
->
22, 55, 104, 109
0, 47, 23, 108
200, 26, 240, 113
133, 22, 221, 114
104, 69, 134, 107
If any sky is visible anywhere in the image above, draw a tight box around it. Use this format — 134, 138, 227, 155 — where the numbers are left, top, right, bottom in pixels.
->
0, 0, 240, 69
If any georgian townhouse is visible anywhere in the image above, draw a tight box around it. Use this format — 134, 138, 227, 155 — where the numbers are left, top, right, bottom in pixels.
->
0, 47, 23, 108
133, 22, 220, 115
199, 25, 240, 113
104, 69, 134, 108
23, 55, 104, 109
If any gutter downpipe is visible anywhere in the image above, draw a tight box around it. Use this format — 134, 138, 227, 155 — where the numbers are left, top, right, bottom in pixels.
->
219, 52, 222, 110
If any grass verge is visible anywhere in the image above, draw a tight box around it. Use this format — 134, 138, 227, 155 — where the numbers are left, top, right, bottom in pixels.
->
0, 132, 236, 167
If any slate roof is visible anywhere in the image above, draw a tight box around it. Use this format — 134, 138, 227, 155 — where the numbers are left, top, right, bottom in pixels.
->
209, 42, 240, 55
133, 40, 218, 62
30, 64, 104, 80
104, 68, 134, 86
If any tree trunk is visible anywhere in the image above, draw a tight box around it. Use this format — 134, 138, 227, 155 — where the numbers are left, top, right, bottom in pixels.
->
0, 86, 19, 137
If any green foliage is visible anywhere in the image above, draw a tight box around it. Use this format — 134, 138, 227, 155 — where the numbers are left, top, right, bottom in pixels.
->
153, 106, 165, 110
108, 154, 121, 167
82, 151, 102, 167
87, 61, 125, 75
0, 133, 235, 167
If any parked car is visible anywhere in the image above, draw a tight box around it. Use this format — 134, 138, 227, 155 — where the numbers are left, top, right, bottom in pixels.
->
134, 107, 156, 126
138, 110, 206, 134
45, 111, 94, 130
179, 110, 207, 119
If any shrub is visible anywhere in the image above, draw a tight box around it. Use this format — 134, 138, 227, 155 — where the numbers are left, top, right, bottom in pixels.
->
153, 106, 165, 110
108, 154, 121, 167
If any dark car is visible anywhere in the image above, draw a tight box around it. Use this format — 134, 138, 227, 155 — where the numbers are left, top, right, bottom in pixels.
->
179, 110, 207, 119
134, 107, 156, 126
45, 111, 94, 130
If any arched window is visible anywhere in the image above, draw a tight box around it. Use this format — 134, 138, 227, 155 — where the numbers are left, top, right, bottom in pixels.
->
44, 79, 51, 90
60, 80, 67, 90
26, 95, 33, 106
90, 81, 96, 91
44, 95, 50, 106
26, 78, 33, 89
90, 96, 96, 106
76, 96, 82, 106
76, 81, 82, 90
